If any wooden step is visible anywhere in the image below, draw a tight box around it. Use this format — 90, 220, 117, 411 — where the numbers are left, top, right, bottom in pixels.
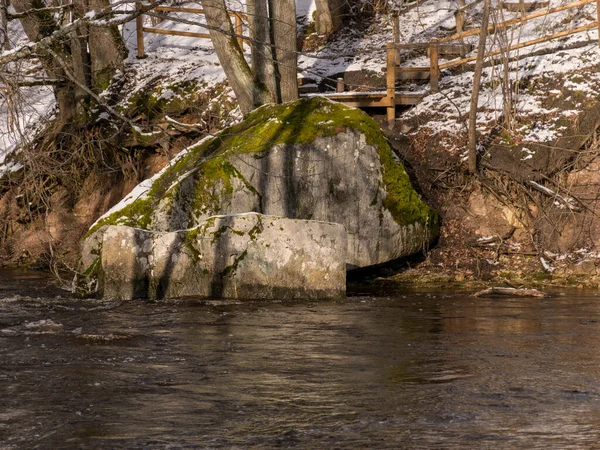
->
301, 91, 425, 107
398, 70, 430, 80
298, 83, 319, 94
501, 1, 549, 12
297, 77, 316, 87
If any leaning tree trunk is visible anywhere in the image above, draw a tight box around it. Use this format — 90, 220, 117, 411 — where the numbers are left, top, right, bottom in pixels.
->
202, 0, 273, 114
467, 0, 491, 174
271, 0, 297, 103
247, 0, 278, 98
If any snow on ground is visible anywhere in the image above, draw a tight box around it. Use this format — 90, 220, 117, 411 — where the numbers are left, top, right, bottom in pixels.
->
396, 1, 600, 153
2, 0, 600, 171
0, 15, 56, 173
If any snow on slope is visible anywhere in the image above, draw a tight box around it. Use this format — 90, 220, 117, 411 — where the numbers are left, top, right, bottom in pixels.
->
0, 14, 55, 173
399, 0, 600, 156
2, 0, 600, 172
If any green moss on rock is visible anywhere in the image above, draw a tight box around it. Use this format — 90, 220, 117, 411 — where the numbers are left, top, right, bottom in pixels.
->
89, 97, 438, 235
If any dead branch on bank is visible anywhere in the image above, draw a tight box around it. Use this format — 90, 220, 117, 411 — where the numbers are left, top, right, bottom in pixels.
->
473, 286, 547, 297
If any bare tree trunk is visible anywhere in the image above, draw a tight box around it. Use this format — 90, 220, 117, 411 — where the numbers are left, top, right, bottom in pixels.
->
70, 25, 91, 107
314, 0, 345, 36
87, 0, 126, 90
271, 0, 297, 103
0, 0, 9, 50
10, 0, 79, 124
69, 0, 92, 107
467, 0, 491, 174
247, 0, 277, 98
10, 0, 126, 124
202, 0, 272, 114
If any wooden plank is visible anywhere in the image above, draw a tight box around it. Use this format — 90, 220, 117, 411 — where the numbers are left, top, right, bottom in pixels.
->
441, 0, 595, 42
392, 42, 472, 50
333, 98, 393, 108
302, 92, 424, 107
597, 0, 600, 47
395, 94, 424, 105
298, 84, 319, 94
297, 77, 316, 86
397, 66, 431, 72
440, 20, 598, 69
429, 40, 440, 92
142, 27, 211, 39
398, 70, 430, 80
136, 2, 145, 58
153, 6, 247, 19
320, 92, 389, 99
386, 42, 396, 125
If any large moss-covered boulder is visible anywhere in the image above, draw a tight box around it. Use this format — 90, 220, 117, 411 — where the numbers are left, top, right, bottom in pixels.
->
78, 97, 438, 295
98, 213, 347, 301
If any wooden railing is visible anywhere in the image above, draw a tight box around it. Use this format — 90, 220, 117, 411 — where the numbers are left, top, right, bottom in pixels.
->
391, 0, 600, 85
443, 0, 599, 43
135, 3, 246, 58
382, 0, 600, 125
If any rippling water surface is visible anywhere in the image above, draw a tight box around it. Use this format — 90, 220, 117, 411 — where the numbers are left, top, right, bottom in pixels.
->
2, 270, 600, 448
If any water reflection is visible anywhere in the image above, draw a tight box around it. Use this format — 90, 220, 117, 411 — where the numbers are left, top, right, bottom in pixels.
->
2, 272, 600, 448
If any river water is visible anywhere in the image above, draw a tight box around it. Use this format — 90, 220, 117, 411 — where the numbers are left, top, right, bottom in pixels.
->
2, 270, 600, 449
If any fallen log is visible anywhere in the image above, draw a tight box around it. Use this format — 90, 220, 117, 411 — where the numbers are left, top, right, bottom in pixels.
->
472, 287, 546, 298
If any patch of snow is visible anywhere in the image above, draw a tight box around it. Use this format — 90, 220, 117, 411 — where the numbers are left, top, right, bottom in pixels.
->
540, 257, 555, 273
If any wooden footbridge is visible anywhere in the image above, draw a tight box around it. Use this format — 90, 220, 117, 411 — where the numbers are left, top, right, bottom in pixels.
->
134, 0, 600, 125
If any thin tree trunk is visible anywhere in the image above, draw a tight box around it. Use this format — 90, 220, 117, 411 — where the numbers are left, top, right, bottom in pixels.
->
69, 0, 92, 107
10, 0, 79, 124
202, 0, 272, 114
467, 0, 491, 174
87, 0, 126, 90
271, 0, 297, 103
10, 0, 126, 124
0, 0, 9, 50
247, 0, 277, 98
314, 0, 344, 36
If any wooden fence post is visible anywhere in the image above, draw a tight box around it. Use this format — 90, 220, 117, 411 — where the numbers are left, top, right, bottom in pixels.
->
234, 13, 244, 50
455, 10, 465, 33
393, 12, 400, 65
597, 0, 600, 47
136, 2, 146, 58
429, 39, 440, 92
456, 0, 465, 33
386, 42, 396, 127
336, 77, 345, 93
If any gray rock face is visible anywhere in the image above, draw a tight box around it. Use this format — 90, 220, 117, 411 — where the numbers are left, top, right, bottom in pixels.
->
78, 98, 438, 299
97, 213, 347, 301
212, 131, 426, 268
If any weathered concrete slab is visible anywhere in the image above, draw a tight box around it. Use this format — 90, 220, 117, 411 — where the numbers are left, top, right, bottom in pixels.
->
99, 213, 347, 301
